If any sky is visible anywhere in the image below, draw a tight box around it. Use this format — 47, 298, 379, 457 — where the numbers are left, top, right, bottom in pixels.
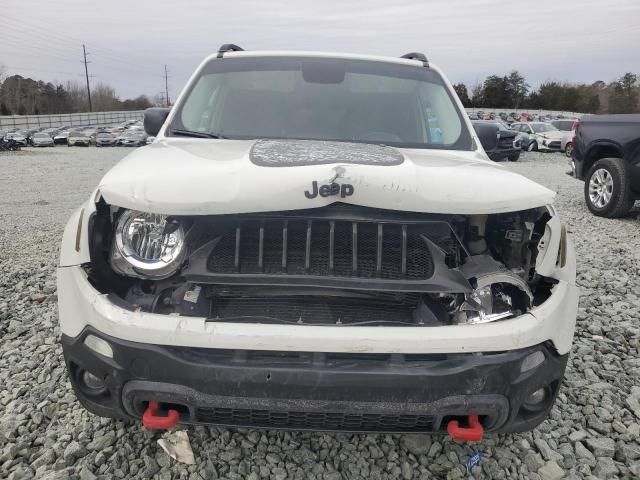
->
2, 0, 639, 101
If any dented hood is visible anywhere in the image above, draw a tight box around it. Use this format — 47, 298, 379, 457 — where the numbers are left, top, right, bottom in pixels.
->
98, 138, 555, 215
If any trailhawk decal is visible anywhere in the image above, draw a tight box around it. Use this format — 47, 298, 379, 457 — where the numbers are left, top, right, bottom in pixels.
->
304, 181, 354, 199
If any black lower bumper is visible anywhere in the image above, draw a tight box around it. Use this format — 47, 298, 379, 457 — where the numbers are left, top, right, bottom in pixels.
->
61, 327, 568, 433
487, 147, 520, 161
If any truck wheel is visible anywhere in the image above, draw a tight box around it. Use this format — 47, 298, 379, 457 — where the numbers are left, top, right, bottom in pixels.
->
508, 152, 520, 162
584, 158, 634, 218
528, 141, 538, 152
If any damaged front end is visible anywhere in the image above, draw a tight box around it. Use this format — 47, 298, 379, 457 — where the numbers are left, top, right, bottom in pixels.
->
85, 202, 565, 328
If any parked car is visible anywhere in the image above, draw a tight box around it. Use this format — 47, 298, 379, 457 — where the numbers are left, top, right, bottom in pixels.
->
551, 119, 578, 157
121, 132, 148, 146
5, 131, 27, 146
58, 47, 577, 437
572, 114, 640, 217
32, 132, 55, 147
471, 120, 521, 161
68, 131, 91, 147
95, 133, 117, 147
511, 122, 567, 152
54, 131, 70, 145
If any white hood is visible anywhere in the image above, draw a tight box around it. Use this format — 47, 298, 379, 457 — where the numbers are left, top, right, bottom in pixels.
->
97, 138, 555, 215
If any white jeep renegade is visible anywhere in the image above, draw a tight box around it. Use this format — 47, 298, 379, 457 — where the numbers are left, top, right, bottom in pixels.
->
58, 45, 578, 437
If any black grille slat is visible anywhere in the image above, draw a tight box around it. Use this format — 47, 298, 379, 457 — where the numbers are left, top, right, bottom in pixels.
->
207, 218, 434, 280
328, 221, 335, 273
234, 226, 241, 272
195, 407, 435, 432
352, 222, 358, 274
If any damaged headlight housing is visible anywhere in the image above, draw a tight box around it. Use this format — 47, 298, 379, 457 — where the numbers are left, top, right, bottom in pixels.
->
111, 210, 185, 279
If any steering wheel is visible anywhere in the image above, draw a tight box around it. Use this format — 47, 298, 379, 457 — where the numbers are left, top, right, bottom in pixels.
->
356, 132, 403, 143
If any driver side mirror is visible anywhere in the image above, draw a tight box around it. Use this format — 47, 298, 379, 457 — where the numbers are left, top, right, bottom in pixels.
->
143, 107, 170, 136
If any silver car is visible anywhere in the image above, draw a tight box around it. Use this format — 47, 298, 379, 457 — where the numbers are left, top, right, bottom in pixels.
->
32, 133, 55, 147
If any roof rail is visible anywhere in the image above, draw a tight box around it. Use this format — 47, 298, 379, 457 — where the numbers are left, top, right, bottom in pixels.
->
217, 44, 244, 58
401, 52, 429, 67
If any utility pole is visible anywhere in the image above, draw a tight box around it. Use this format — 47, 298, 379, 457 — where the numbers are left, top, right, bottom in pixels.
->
82, 44, 92, 112
164, 65, 170, 107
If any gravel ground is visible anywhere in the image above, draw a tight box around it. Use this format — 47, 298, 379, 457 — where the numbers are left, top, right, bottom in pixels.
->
1, 147, 639, 480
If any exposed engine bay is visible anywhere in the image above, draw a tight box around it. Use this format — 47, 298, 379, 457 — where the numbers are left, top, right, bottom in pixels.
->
87, 203, 561, 327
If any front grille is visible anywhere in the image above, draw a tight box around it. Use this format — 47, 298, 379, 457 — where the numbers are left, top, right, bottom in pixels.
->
209, 297, 416, 325
207, 219, 434, 280
195, 407, 435, 432
498, 137, 516, 148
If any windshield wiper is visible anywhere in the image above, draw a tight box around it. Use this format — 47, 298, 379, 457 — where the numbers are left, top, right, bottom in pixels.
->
170, 129, 225, 139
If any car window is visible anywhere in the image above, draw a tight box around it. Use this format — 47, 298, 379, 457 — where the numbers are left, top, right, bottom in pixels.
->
173, 56, 472, 150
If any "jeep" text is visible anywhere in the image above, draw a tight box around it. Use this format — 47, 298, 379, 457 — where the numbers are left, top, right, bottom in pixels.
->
304, 181, 354, 199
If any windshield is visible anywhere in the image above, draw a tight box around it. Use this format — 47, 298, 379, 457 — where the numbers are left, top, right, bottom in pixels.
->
531, 123, 558, 133
35, 133, 49, 138
170, 56, 472, 150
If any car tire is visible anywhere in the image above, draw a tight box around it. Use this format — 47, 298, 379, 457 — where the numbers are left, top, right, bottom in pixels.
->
584, 158, 634, 218
527, 141, 538, 152
508, 152, 520, 162
565, 144, 573, 158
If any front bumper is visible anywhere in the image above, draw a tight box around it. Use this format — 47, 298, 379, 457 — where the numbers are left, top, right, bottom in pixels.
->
62, 327, 568, 433
57, 265, 578, 355
487, 147, 520, 161
538, 139, 563, 151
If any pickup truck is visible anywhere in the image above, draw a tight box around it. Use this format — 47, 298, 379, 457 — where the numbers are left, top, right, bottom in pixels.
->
57, 45, 578, 438
572, 114, 640, 217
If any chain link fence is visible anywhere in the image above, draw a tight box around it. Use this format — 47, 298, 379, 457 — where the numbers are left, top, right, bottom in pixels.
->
0, 110, 144, 131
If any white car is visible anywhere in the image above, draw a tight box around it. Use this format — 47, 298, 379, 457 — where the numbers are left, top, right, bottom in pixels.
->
5, 131, 27, 146
58, 46, 578, 437
512, 122, 570, 152
551, 119, 579, 158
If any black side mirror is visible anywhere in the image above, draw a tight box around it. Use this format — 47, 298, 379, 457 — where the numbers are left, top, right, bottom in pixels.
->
472, 122, 499, 151
143, 107, 170, 136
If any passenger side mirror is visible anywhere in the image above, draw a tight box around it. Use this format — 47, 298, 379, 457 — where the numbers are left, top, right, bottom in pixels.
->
143, 107, 170, 136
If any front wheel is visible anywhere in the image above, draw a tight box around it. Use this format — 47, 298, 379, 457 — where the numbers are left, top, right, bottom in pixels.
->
508, 152, 520, 162
565, 144, 573, 158
584, 158, 634, 217
527, 141, 538, 152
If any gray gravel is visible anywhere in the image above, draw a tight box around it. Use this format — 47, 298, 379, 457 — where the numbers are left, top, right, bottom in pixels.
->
1, 147, 639, 479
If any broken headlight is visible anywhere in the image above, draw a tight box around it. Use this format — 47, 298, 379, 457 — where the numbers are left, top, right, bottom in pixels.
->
111, 210, 185, 279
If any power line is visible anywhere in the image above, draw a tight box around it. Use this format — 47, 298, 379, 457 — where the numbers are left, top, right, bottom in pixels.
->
2, 20, 164, 75
164, 65, 170, 106
3, 65, 82, 77
82, 45, 92, 112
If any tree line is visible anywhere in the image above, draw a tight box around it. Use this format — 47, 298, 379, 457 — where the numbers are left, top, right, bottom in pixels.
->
0, 69, 157, 116
453, 71, 640, 114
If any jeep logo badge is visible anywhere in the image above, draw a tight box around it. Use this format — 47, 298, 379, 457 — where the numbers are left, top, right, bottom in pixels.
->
304, 181, 354, 199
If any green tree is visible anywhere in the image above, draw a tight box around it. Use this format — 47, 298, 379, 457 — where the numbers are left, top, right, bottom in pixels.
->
608, 73, 638, 113
505, 71, 529, 108
452, 83, 472, 107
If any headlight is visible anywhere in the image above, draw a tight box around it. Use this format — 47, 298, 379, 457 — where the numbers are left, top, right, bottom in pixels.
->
111, 210, 185, 278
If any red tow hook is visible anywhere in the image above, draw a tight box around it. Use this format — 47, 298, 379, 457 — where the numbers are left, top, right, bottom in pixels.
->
142, 401, 179, 430
447, 415, 484, 442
